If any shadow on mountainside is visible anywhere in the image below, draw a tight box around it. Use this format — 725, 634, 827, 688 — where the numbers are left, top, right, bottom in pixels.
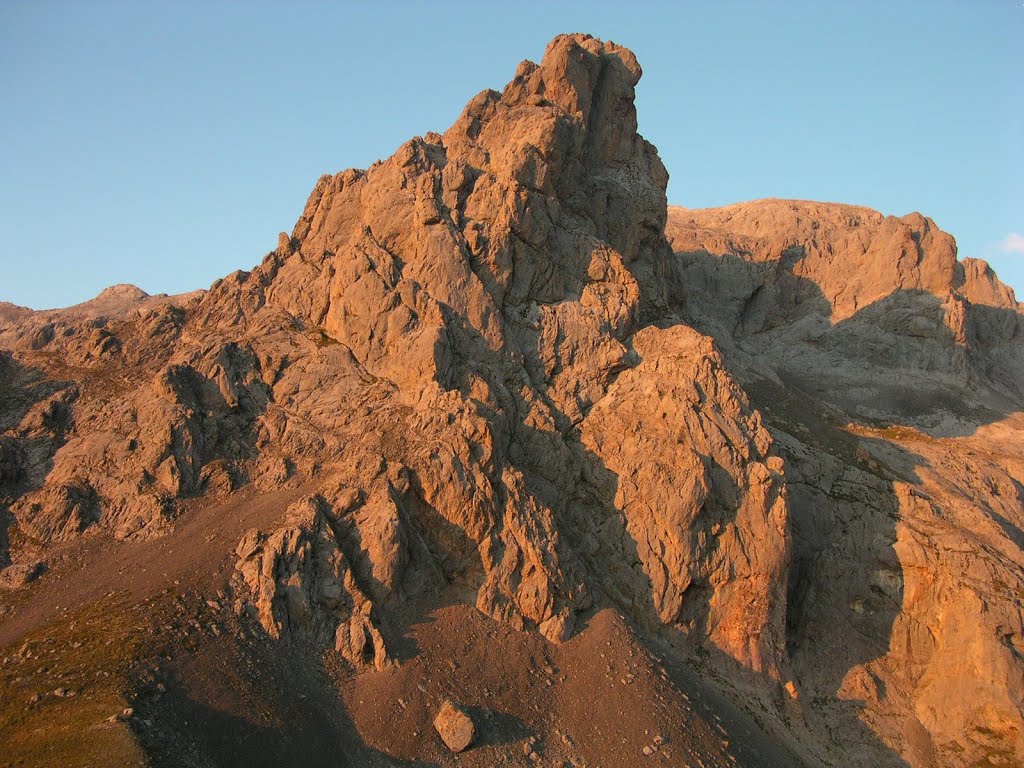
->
0, 352, 75, 482
749, 375, 916, 766
448, 299, 904, 764
995, 479, 1024, 550
674, 248, 1024, 436
0, 508, 10, 569
132, 631, 437, 768
674, 244, 1024, 764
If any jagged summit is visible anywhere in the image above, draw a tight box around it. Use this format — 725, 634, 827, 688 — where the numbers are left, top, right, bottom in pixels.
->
1, 35, 1022, 768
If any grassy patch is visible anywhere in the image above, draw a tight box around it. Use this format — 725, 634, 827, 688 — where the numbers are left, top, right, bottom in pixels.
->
0, 595, 169, 767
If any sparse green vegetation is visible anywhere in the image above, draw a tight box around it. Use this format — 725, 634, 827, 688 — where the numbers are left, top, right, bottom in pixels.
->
312, 329, 340, 348
0, 595, 166, 767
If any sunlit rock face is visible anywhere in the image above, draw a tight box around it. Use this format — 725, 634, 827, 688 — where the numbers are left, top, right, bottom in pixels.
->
667, 200, 1024, 766
1, 33, 1022, 768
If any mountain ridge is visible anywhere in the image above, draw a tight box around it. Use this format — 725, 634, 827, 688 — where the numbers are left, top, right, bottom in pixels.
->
0, 33, 1021, 768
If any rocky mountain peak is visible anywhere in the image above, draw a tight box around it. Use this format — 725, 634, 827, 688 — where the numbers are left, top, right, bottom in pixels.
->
208, 33, 674, 408
1, 34, 1022, 768
94, 284, 150, 302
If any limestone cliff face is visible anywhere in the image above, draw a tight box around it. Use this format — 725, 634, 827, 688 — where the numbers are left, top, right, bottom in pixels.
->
1, 35, 1022, 768
667, 201, 1024, 767
667, 200, 1024, 422
0, 35, 788, 677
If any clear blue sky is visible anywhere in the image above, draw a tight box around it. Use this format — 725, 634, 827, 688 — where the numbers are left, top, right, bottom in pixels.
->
1, 0, 1021, 309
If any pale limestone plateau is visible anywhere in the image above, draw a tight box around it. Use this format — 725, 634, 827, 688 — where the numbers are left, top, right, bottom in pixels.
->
0, 34, 1021, 767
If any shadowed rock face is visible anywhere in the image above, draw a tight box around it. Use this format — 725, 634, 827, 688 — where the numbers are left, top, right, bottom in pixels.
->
666, 200, 1024, 424
668, 200, 1024, 767
0, 34, 1021, 768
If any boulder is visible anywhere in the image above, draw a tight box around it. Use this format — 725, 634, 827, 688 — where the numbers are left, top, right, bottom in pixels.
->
433, 700, 474, 753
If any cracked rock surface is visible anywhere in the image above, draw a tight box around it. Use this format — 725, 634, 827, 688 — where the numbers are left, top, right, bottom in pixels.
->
1, 34, 1021, 768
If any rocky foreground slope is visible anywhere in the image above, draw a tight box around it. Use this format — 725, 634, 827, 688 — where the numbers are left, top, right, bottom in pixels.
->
1, 34, 1022, 768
